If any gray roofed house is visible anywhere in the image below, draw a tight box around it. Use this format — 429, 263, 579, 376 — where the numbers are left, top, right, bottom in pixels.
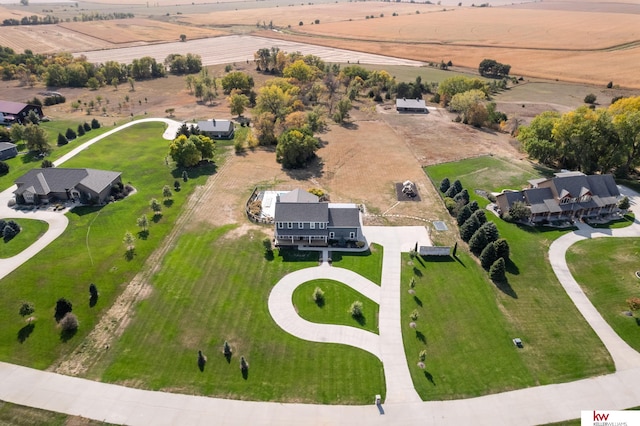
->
14, 168, 122, 205
0, 142, 18, 160
495, 171, 620, 224
274, 189, 362, 247
396, 98, 427, 113
197, 119, 234, 139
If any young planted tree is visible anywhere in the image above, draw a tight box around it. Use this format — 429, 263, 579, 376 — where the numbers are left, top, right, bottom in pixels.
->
137, 215, 149, 232
349, 301, 364, 318
162, 185, 172, 200
123, 231, 135, 252
59, 313, 79, 331
313, 287, 325, 305
240, 356, 249, 372
19, 302, 35, 322
54, 298, 73, 322
410, 309, 419, 321
150, 198, 162, 217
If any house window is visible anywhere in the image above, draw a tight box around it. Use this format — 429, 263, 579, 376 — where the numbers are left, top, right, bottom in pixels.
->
287, 222, 293, 229
349, 232, 355, 239
319, 223, 325, 229
298, 222, 304, 229
329, 232, 335, 239
310, 222, 315, 229
277, 222, 283, 229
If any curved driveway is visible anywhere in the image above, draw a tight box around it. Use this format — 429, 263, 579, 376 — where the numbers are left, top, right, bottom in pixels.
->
3, 124, 640, 423
0, 118, 181, 281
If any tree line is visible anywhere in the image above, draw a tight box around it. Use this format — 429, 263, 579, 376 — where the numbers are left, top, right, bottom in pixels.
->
0, 46, 201, 88
2, 12, 133, 26
517, 96, 640, 176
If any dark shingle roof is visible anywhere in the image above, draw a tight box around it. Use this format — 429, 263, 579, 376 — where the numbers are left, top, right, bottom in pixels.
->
14, 168, 121, 196
274, 202, 328, 223
328, 205, 360, 227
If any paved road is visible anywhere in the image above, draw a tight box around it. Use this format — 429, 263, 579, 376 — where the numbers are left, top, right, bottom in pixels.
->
3, 120, 640, 423
0, 118, 181, 281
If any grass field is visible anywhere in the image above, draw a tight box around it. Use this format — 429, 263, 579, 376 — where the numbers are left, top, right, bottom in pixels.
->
0, 122, 213, 369
292, 279, 379, 333
415, 156, 614, 400
330, 243, 383, 285
90, 227, 385, 404
0, 219, 48, 259
567, 238, 640, 353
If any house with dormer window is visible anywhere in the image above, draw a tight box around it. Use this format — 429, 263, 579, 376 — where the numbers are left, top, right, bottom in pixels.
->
274, 189, 362, 247
495, 171, 620, 224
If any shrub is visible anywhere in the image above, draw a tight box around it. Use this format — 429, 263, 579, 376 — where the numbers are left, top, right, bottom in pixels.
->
174, 180, 181, 191
90, 118, 101, 129
349, 301, 363, 318
607, 81, 613, 89
443, 197, 457, 214
54, 298, 73, 321
618, 196, 630, 210
439, 177, 450, 193
313, 287, 324, 304
508, 201, 530, 221
584, 93, 597, 104
41, 159, 53, 168
262, 237, 272, 253
19, 302, 35, 319
59, 312, 79, 331
3, 225, 17, 241
419, 350, 427, 362
410, 309, 419, 321
0, 161, 8, 176
489, 257, 506, 282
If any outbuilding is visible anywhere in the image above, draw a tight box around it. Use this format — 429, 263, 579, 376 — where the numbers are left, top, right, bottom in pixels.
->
0, 142, 18, 160
396, 98, 427, 113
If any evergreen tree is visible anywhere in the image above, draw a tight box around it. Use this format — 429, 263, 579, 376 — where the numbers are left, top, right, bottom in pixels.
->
90, 118, 101, 129
473, 209, 487, 225
77, 124, 85, 136
489, 257, 506, 282
469, 227, 488, 255
468, 200, 479, 212
456, 204, 472, 226
479, 221, 500, 244
453, 188, 470, 205
65, 127, 77, 140
439, 177, 450, 193
493, 238, 510, 260
460, 215, 480, 242
480, 242, 498, 270
83, 122, 91, 132
445, 184, 458, 198
452, 179, 462, 194
57, 133, 68, 146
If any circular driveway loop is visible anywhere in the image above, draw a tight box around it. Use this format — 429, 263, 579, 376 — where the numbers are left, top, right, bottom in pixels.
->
2, 122, 640, 424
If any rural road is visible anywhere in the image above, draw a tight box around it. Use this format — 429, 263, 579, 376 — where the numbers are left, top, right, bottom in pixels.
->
76, 34, 425, 67
2, 121, 640, 424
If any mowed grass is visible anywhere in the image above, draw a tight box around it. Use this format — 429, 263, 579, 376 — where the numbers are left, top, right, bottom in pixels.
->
567, 238, 640, 352
93, 227, 385, 404
330, 243, 383, 285
415, 157, 613, 400
0, 219, 48, 259
591, 213, 635, 229
0, 122, 212, 369
292, 279, 379, 333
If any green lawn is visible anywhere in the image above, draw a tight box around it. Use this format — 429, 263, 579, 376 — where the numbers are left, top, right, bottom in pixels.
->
0, 122, 213, 369
0, 120, 115, 192
415, 157, 614, 400
590, 213, 635, 229
292, 279, 379, 333
0, 400, 112, 426
330, 243, 383, 285
0, 219, 49, 259
567, 238, 640, 352
91, 227, 385, 404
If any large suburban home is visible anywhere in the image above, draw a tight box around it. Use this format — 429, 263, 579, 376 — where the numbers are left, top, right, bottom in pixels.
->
274, 189, 363, 247
0, 100, 44, 124
396, 98, 427, 113
197, 119, 235, 139
14, 168, 122, 205
495, 171, 620, 224
0, 142, 18, 160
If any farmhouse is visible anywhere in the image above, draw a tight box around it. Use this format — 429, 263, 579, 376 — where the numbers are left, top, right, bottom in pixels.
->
274, 189, 363, 247
0, 142, 18, 160
14, 168, 122, 205
396, 98, 427, 113
197, 119, 234, 139
495, 171, 620, 224
0, 100, 44, 124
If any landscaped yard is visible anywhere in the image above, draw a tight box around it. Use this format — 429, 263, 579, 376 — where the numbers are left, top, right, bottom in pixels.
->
0, 122, 214, 369
0, 399, 111, 426
412, 156, 614, 400
567, 238, 640, 353
330, 243, 383, 285
292, 279, 379, 333
0, 219, 48, 259
89, 227, 385, 404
